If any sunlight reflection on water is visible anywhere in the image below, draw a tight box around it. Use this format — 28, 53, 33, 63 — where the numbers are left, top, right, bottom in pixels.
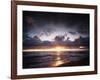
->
51, 52, 70, 67
23, 50, 89, 68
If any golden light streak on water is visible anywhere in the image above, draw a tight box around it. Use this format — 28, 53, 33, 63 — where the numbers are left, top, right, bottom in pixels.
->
52, 60, 65, 66
52, 54, 70, 67
56, 52, 61, 60
52, 52, 70, 67
56, 57, 61, 60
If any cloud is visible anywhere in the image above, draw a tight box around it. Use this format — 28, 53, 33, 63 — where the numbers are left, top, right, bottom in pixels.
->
54, 35, 65, 42
25, 16, 35, 25
68, 31, 77, 35
23, 11, 89, 44
23, 35, 42, 47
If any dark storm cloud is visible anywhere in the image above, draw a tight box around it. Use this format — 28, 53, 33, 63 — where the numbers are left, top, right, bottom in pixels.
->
68, 31, 77, 35
23, 11, 89, 41
23, 35, 42, 47
54, 35, 65, 42
77, 24, 89, 35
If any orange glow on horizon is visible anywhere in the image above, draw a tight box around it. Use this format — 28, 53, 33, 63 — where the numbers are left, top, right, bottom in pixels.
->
23, 46, 88, 52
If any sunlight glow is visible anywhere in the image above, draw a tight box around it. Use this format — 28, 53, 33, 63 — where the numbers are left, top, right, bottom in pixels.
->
23, 46, 88, 52
80, 46, 85, 48
52, 60, 64, 67
51, 59, 70, 67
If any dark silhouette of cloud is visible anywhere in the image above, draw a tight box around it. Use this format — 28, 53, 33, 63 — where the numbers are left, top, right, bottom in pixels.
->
23, 35, 42, 48
54, 35, 65, 42
69, 31, 77, 35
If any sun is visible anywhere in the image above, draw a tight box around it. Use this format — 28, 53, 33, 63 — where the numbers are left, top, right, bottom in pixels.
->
55, 46, 66, 52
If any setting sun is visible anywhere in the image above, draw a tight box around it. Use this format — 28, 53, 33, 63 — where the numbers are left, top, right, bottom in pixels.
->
54, 46, 66, 52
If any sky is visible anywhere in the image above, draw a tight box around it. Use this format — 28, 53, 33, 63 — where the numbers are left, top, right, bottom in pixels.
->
23, 11, 89, 42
